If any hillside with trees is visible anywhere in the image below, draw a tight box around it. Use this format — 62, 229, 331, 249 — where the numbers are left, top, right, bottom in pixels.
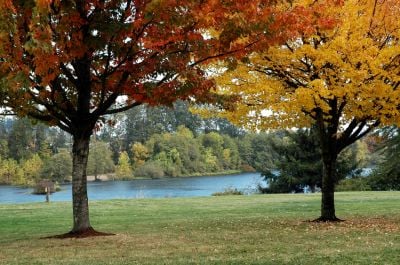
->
0, 103, 247, 185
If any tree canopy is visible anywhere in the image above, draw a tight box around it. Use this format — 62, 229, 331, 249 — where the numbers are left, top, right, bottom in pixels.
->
216, 0, 400, 131
209, 0, 400, 221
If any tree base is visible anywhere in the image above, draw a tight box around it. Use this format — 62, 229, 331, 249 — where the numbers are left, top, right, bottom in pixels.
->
311, 216, 344, 222
43, 227, 115, 239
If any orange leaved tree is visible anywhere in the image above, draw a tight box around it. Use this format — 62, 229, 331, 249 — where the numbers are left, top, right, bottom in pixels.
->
210, 0, 400, 221
0, 0, 309, 236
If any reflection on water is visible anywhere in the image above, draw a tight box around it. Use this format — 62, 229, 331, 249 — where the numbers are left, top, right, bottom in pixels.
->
0, 172, 263, 204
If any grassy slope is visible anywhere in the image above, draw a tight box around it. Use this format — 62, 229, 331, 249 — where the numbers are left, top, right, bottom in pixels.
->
0, 192, 399, 265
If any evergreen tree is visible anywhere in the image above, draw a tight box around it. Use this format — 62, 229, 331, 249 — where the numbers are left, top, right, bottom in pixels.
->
7, 118, 35, 161
261, 129, 365, 193
369, 128, 400, 190
263, 129, 323, 193
0, 118, 9, 158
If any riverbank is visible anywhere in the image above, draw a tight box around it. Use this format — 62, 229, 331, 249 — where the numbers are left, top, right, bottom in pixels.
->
0, 192, 399, 264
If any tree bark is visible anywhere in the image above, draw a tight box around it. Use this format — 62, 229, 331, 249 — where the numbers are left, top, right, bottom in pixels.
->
71, 135, 92, 233
315, 112, 342, 222
318, 153, 340, 221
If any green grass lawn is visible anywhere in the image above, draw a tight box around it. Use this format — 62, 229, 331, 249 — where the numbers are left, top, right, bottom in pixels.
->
0, 192, 399, 265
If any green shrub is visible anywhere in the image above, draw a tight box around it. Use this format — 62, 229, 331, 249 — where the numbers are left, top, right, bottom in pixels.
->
134, 161, 165, 178
164, 165, 180, 177
366, 172, 400, 191
336, 177, 372, 191
212, 187, 243, 196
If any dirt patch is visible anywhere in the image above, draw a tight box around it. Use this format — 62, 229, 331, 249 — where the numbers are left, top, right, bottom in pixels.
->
310, 216, 345, 223
43, 227, 115, 239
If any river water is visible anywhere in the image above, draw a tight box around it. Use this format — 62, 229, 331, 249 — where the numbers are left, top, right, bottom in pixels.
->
0, 172, 264, 204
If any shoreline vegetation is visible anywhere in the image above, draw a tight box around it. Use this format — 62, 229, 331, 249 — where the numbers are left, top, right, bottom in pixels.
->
0, 192, 399, 265
92, 169, 246, 182
0, 117, 253, 188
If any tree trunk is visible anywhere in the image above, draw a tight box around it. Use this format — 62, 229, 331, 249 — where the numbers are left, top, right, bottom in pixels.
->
318, 153, 340, 221
71, 135, 92, 233
46, 131, 114, 238
314, 111, 343, 222
313, 145, 343, 222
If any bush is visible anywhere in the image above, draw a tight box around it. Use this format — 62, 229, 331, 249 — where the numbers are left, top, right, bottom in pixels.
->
336, 177, 372, 191
366, 172, 400, 191
240, 164, 256, 172
33, 180, 56, 195
164, 165, 180, 177
212, 187, 243, 196
134, 161, 165, 178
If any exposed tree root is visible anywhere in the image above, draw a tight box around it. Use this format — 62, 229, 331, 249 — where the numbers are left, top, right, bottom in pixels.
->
311, 216, 345, 223
43, 227, 115, 239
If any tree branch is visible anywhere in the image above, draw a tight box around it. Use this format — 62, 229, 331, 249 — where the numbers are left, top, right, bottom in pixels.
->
103, 101, 142, 115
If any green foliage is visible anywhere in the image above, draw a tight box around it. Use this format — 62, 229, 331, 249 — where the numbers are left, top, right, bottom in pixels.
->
134, 161, 165, 179
0, 158, 24, 185
238, 133, 279, 176
87, 141, 114, 179
367, 173, 400, 191
203, 117, 246, 137
199, 132, 224, 156
211, 187, 244, 196
21, 154, 43, 185
0, 116, 246, 184
154, 149, 182, 177
261, 129, 323, 193
123, 101, 243, 149
0, 118, 9, 158
127, 125, 243, 178
41, 149, 72, 183
0, 118, 74, 185
252, 129, 368, 193
7, 118, 35, 161
0, 154, 43, 186
202, 148, 219, 172
368, 128, 400, 191
34, 123, 52, 160
336, 178, 372, 192
221, 135, 240, 169
51, 130, 69, 153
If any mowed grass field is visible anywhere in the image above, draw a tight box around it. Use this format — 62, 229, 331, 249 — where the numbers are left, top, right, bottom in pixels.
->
0, 192, 399, 265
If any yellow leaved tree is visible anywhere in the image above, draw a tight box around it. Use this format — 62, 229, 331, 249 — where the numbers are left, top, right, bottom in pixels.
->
209, 0, 400, 221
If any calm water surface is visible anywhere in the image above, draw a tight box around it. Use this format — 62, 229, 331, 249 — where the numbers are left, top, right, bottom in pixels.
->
0, 172, 264, 204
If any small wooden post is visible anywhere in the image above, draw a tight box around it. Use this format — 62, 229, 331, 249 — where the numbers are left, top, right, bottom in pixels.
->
45, 187, 50, 203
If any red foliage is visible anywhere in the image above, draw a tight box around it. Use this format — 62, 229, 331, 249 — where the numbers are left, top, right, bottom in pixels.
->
0, 0, 338, 131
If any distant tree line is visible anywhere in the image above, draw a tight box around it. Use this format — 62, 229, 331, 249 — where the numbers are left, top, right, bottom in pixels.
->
0, 101, 397, 192
0, 101, 246, 185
